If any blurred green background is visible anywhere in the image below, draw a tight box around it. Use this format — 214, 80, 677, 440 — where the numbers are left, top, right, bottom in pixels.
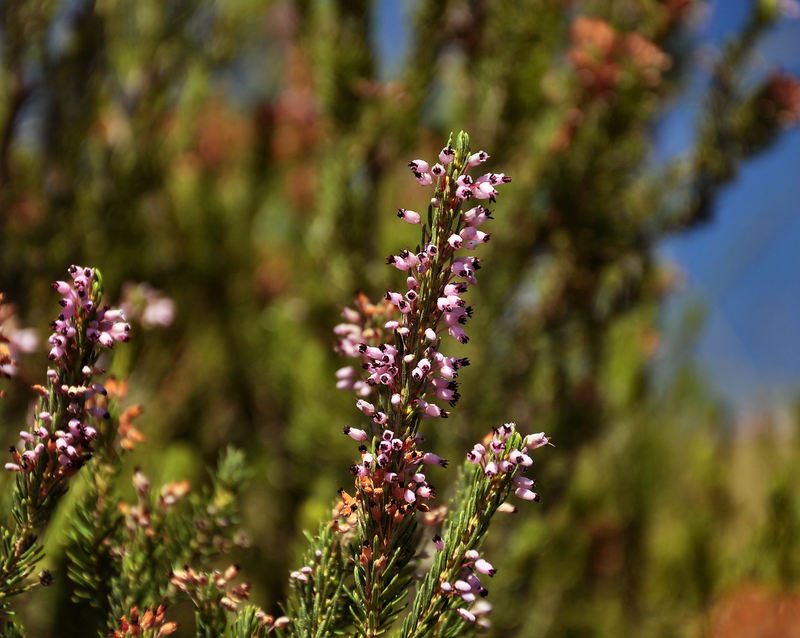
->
2, 0, 800, 635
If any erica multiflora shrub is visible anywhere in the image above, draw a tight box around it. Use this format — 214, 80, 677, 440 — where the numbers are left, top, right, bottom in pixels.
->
283, 131, 550, 638
0, 132, 549, 637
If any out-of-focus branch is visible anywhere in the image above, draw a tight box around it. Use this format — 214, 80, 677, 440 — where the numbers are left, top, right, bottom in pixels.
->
0, 65, 31, 190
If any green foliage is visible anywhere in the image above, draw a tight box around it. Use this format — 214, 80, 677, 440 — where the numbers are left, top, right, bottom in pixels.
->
349, 514, 418, 637
63, 444, 249, 634
282, 521, 348, 637
65, 455, 122, 610
0, 619, 27, 638
230, 605, 274, 638
0, 473, 57, 614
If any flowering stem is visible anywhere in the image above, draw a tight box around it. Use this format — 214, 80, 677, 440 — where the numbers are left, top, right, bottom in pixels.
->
1, 266, 131, 614
399, 437, 525, 638
328, 133, 517, 636
283, 521, 348, 637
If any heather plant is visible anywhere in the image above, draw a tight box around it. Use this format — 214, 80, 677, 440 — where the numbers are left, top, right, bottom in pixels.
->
0, 268, 258, 635
3, 1, 800, 636
282, 131, 549, 637
0, 266, 130, 627
0, 134, 550, 636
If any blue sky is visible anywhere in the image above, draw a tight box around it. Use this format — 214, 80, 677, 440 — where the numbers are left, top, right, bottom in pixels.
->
374, 0, 800, 411
656, 1, 800, 410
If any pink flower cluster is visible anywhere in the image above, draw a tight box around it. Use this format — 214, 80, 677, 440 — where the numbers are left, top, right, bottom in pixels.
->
5, 396, 107, 475
334, 143, 511, 433
6, 266, 130, 477
466, 423, 551, 503
439, 548, 496, 626
407, 148, 510, 201
426, 422, 551, 625
344, 425, 445, 510
49, 265, 130, 361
